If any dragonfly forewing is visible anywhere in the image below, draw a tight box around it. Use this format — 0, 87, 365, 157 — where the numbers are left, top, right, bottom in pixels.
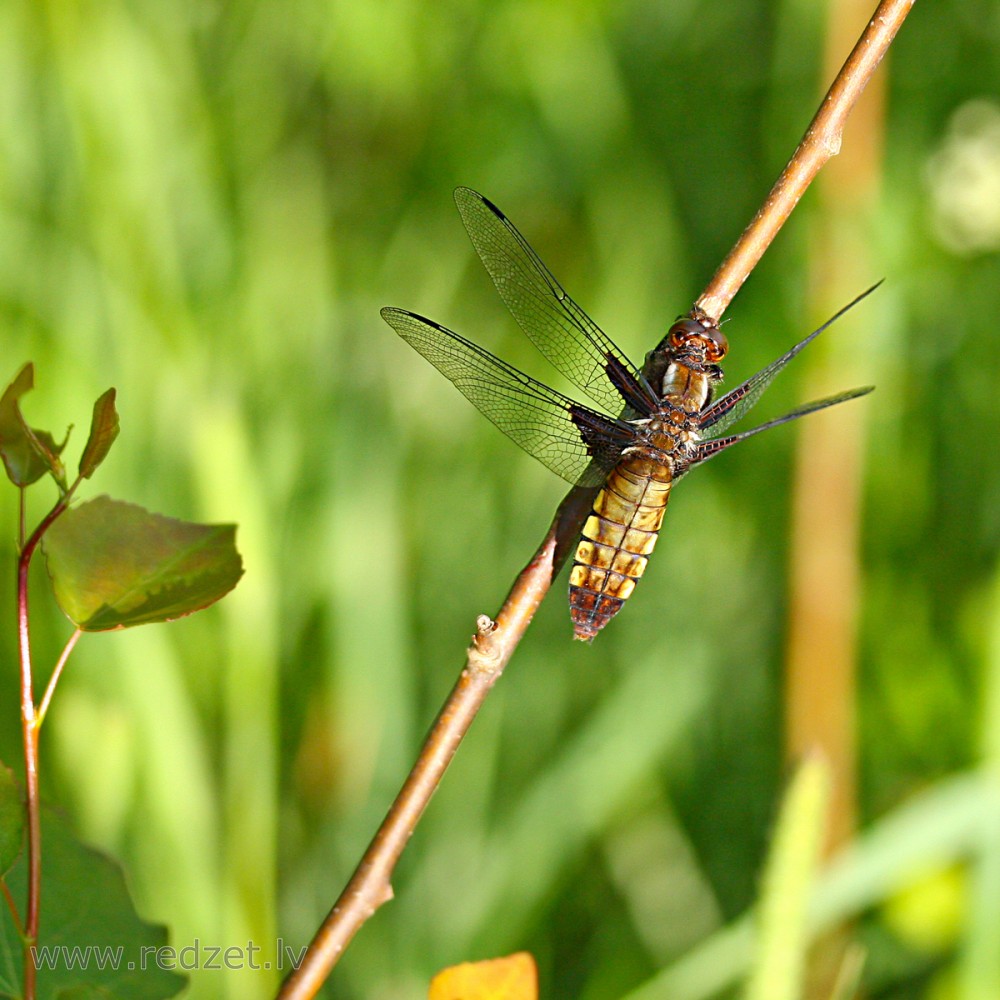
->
381, 306, 627, 487
454, 187, 641, 415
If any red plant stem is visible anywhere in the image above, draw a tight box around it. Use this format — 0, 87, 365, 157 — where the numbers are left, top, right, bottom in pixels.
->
17, 498, 69, 1000
276, 3, 914, 995
19, 546, 40, 1000
1, 879, 22, 933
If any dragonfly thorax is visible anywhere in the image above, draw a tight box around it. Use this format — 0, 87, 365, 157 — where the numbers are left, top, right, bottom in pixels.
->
621, 411, 701, 474
660, 361, 719, 413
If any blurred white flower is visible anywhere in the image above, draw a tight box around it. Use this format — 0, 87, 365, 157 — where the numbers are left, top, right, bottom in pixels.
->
927, 99, 1000, 254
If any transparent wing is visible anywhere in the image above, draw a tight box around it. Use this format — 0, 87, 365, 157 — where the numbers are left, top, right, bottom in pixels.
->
381, 307, 630, 487
694, 386, 874, 465
454, 187, 639, 415
700, 282, 882, 435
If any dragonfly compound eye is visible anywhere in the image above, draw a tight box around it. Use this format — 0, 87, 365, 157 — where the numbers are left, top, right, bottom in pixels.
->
702, 324, 728, 362
667, 319, 729, 362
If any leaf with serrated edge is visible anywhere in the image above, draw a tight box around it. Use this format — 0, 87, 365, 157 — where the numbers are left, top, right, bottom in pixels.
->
79, 389, 120, 480
429, 953, 538, 1000
0, 362, 69, 487
0, 762, 23, 877
42, 496, 243, 631
0, 810, 185, 998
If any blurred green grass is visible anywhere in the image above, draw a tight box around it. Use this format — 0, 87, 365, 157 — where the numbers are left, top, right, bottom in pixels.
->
1, 0, 999, 997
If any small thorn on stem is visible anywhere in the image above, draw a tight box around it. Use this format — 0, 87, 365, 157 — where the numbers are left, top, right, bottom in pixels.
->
468, 615, 503, 675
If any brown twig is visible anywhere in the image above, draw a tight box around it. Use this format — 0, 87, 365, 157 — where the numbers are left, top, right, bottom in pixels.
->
276, 2, 914, 995
694, 0, 914, 325
276, 489, 594, 998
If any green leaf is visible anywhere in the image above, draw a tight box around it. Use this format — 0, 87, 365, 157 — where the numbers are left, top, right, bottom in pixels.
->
0, 363, 68, 488
42, 496, 243, 631
78, 391, 119, 481
0, 810, 186, 999
0, 761, 24, 877
744, 755, 830, 1000
55, 988, 122, 999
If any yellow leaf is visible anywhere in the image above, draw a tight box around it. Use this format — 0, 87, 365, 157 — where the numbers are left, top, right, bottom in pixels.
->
429, 952, 538, 1000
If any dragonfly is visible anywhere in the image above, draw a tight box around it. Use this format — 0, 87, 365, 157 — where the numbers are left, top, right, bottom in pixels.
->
382, 187, 875, 641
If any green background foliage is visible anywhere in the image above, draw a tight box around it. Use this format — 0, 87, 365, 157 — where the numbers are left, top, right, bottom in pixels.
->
0, 0, 998, 997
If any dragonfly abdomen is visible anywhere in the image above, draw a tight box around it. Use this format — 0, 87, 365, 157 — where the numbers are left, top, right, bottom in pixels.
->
569, 455, 674, 641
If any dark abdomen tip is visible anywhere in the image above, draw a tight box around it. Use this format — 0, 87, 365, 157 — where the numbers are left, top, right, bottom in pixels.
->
570, 589, 626, 641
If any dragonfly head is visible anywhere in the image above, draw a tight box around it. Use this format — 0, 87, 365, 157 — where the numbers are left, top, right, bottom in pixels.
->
665, 318, 729, 365
640, 318, 727, 410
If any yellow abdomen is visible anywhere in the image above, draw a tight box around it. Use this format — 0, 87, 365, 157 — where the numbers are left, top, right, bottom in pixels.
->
569, 455, 673, 641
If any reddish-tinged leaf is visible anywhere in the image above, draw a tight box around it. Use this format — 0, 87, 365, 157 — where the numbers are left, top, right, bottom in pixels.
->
429, 953, 538, 1000
0, 362, 68, 487
79, 389, 120, 479
42, 496, 243, 631
0, 761, 23, 876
